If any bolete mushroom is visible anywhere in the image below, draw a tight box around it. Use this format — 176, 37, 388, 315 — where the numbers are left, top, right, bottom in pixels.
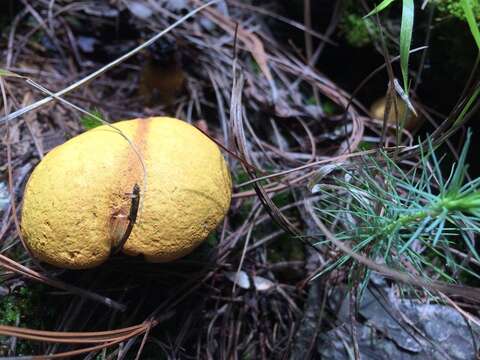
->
370, 95, 420, 131
21, 117, 232, 269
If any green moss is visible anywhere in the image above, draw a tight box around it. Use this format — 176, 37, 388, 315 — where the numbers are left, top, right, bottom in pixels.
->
0, 287, 36, 326
323, 99, 340, 115
340, 13, 378, 47
0, 285, 53, 356
433, 0, 480, 20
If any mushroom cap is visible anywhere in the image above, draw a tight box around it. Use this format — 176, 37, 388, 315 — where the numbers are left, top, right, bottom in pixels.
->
370, 96, 419, 130
21, 117, 232, 269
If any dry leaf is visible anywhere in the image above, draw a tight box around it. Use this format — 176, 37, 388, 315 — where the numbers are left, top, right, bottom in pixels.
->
252, 276, 275, 291
225, 271, 250, 289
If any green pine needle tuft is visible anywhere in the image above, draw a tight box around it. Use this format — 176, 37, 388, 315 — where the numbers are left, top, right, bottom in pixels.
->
311, 131, 480, 289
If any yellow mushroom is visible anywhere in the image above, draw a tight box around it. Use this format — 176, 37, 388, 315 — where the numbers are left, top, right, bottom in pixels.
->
370, 96, 420, 131
21, 117, 232, 269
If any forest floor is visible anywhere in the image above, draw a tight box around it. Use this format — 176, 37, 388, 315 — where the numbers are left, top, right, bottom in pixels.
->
1, 1, 480, 359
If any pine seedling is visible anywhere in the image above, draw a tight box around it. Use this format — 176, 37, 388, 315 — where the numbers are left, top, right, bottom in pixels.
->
312, 132, 480, 289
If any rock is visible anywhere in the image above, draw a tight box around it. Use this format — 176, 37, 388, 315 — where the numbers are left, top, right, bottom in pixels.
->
320, 280, 480, 359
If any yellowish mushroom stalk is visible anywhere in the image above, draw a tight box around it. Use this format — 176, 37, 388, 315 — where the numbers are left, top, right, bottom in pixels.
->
21, 117, 232, 269
370, 96, 421, 131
